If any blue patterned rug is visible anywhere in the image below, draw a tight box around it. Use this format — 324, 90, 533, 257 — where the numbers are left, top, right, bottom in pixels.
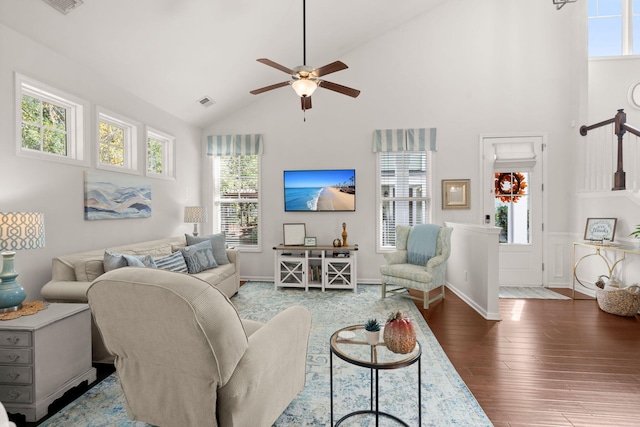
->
499, 286, 570, 300
41, 283, 492, 427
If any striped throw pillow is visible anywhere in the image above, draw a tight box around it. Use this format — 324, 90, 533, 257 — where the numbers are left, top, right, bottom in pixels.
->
155, 251, 188, 273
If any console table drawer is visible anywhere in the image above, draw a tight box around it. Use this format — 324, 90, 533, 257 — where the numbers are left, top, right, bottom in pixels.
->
0, 366, 32, 384
0, 348, 31, 365
0, 331, 31, 347
0, 384, 32, 403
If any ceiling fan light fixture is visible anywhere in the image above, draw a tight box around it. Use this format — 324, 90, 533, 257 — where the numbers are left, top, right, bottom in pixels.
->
292, 79, 318, 97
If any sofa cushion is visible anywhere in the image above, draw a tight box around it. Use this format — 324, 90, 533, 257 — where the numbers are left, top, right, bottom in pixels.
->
155, 251, 188, 273
181, 240, 218, 274
75, 258, 105, 282
186, 233, 229, 265
128, 243, 173, 258
104, 250, 128, 272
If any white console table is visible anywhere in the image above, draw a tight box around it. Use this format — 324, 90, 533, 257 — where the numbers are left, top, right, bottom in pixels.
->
1, 303, 96, 422
274, 244, 358, 292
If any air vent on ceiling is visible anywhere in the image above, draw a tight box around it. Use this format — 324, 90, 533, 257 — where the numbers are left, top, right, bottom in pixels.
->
42, 0, 84, 15
197, 96, 216, 107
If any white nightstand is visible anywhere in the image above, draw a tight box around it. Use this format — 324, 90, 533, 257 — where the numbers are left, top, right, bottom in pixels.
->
0, 303, 96, 422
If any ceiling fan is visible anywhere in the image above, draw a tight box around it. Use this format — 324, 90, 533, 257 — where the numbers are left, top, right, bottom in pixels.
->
249, 0, 361, 113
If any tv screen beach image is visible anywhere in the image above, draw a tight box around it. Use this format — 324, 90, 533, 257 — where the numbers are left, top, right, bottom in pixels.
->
284, 169, 355, 212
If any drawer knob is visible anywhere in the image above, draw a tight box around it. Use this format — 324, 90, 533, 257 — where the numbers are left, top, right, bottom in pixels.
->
5, 336, 20, 345
6, 370, 20, 380
8, 390, 21, 400
6, 354, 20, 362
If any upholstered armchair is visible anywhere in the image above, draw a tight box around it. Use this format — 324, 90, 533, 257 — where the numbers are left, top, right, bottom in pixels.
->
87, 268, 312, 427
381, 224, 453, 309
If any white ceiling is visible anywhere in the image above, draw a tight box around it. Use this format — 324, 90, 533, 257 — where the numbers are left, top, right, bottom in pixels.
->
0, 0, 447, 128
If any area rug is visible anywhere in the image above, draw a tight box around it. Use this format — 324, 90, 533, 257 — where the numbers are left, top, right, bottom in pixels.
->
499, 286, 570, 300
41, 283, 492, 427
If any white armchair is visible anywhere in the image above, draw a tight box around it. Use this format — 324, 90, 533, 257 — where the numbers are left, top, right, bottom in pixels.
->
381, 225, 453, 309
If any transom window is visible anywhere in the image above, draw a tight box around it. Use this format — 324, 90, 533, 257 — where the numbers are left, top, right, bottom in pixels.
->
96, 107, 139, 174
146, 127, 175, 180
16, 73, 87, 165
589, 0, 640, 57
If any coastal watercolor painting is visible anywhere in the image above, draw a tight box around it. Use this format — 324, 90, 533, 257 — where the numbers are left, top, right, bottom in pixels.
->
84, 171, 152, 220
284, 169, 355, 212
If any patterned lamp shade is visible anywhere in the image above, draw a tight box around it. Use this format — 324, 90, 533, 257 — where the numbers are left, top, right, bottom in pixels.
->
0, 212, 46, 252
184, 206, 207, 224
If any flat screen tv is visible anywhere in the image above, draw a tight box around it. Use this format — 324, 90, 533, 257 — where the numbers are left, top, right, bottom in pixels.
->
284, 169, 355, 212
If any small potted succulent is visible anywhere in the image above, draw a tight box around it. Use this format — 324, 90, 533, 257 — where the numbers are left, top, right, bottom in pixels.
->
364, 318, 381, 345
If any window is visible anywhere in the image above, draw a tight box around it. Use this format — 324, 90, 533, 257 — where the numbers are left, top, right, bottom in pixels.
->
494, 172, 530, 244
146, 127, 175, 180
214, 155, 260, 248
15, 73, 87, 165
377, 151, 431, 250
96, 107, 140, 174
588, 0, 639, 57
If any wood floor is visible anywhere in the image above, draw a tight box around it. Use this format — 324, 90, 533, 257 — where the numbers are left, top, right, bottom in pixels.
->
414, 288, 640, 427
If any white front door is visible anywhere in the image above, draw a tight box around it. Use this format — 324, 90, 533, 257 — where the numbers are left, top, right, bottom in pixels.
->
482, 135, 545, 286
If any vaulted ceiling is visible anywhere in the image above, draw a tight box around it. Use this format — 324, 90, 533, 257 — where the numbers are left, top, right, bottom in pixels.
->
0, 0, 447, 128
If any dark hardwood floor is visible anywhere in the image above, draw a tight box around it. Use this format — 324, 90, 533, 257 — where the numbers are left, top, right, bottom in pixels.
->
415, 288, 640, 427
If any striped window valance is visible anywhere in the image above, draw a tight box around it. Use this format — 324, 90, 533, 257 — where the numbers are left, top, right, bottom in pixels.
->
206, 134, 263, 156
372, 128, 437, 152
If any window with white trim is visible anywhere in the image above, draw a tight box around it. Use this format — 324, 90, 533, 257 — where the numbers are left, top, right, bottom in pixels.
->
96, 107, 140, 174
589, 0, 640, 57
146, 127, 175, 180
377, 151, 432, 250
16, 73, 87, 165
214, 155, 260, 248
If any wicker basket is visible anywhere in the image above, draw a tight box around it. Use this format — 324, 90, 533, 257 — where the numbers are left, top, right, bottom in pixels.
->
596, 285, 640, 317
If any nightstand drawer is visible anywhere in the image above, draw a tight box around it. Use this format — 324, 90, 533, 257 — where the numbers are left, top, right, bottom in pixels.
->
0, 331, 31, 347
0, 366, 32, 384
0, 348, 31, 365
0, 384, 32, 403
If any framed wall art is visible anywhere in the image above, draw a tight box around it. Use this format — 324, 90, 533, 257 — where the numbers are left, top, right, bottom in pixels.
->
84, 171, 151, 220
584, 218, 617, 242
442, 179, 470, 210
283, 223, 306, 245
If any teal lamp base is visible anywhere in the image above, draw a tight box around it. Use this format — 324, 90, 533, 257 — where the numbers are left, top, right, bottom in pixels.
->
0, 252, 26, 313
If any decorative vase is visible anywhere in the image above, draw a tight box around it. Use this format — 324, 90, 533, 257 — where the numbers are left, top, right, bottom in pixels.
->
342, 222, 348, 247
365, 330, 380, 346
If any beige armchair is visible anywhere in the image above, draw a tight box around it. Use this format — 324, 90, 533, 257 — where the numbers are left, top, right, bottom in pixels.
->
87, 268, 311, 427
381, 224, 453, 309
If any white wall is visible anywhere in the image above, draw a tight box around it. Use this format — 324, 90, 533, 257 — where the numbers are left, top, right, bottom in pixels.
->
0, 24, 204, 301
204, 0, 583, 284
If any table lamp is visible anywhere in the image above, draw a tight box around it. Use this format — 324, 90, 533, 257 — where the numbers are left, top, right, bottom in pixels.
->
0, 212, 45, 313
184, 206, 207, 237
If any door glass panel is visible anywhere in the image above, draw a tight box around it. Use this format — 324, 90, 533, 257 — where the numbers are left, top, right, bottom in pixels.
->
494, 172, 530, 244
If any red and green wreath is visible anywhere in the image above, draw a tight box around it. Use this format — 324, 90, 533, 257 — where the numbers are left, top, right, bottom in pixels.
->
494, 172, 527, 203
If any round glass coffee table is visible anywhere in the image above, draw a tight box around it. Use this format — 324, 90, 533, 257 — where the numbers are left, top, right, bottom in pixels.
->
329, 325, 422, 426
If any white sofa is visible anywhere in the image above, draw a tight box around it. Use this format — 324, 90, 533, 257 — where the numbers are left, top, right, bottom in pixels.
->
41, 235, 240, 362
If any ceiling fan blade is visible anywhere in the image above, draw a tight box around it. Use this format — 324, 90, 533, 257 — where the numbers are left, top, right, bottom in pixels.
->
312, 61, 348, 77
256, 58, 296, 75
301, 96, 312, 110
318, 80, 361, 98
250, 81, 290, 95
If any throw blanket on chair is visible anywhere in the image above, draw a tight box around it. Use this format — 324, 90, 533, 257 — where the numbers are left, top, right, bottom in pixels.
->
407, 224, 440, 266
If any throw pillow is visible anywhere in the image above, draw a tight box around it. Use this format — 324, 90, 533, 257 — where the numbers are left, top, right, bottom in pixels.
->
123, 254, 157, 269
186, 232, 229, 265
155, 251, 188, 273
181, 240, 218, 274
103, 250, 127, 272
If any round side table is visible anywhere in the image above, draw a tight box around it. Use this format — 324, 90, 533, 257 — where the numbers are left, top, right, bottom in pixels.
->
329, 324, 421, 426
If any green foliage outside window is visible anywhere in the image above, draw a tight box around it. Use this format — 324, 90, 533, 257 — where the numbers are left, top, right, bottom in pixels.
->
99, 121, 125, 166
21, 94, 67, 155
147, 138, 164, 174
219, 155, 259, 246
